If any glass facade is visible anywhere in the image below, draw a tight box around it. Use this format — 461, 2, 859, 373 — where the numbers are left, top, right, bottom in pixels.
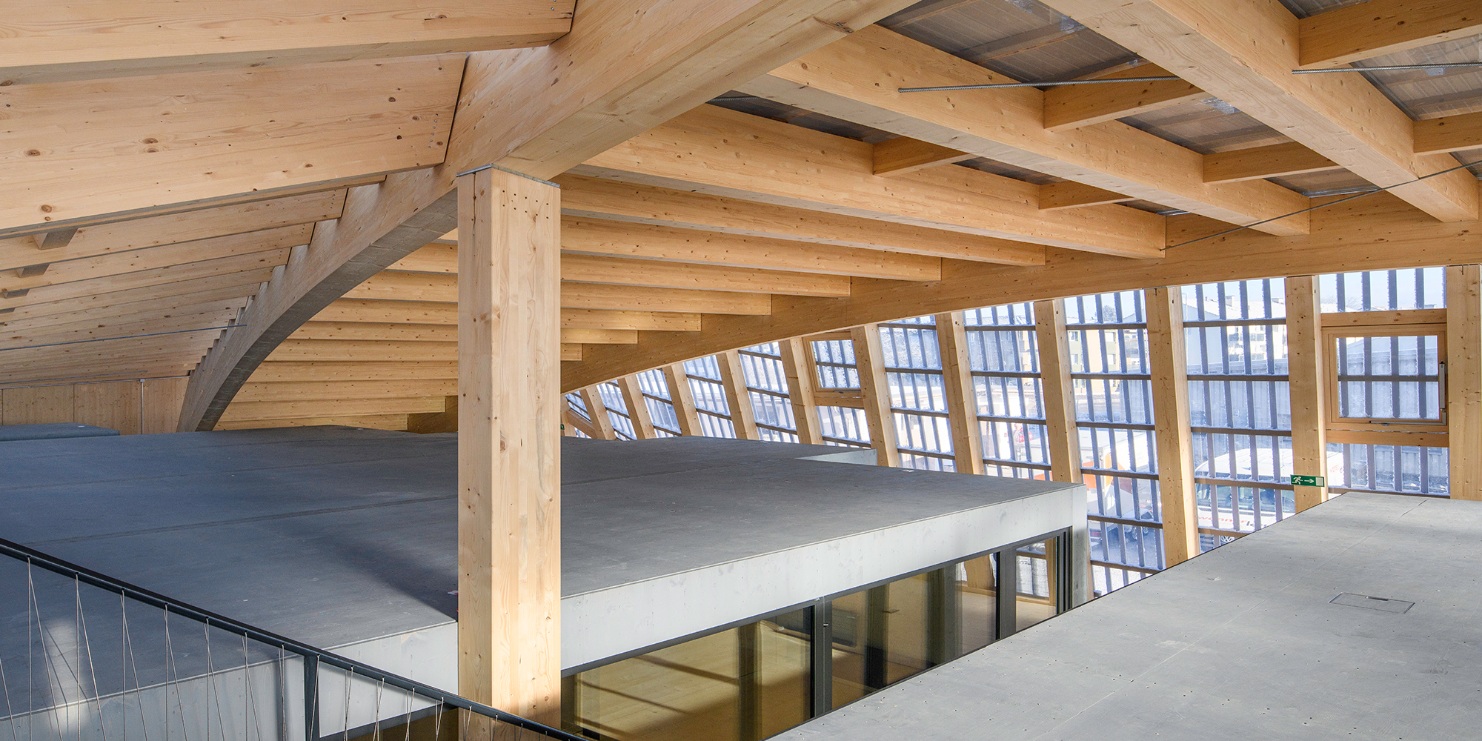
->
564, 532, 1068, 741
564, 267, 1463, 592
1064, 291, 1163, 595
1182, 279, 1295, 551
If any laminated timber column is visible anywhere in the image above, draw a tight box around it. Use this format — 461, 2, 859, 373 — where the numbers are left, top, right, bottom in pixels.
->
456, 166, 561, 724
1034, 300, 1082, 484
1446, 265, 1482, 500
853, 324, 901, 467
578, 385, 616, 440
935, 312, 986, 475
1285, 276, 1330, 511
780, 337, 823, 445
1145, 287, 1199, 567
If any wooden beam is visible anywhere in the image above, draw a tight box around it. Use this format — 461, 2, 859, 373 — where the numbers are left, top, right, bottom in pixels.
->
0, 250, 285, 311
562, 407, 601, 439
0, 275, 264, 327
1298, 0, 1482, 68
0, 225, 310, 294
1414, 111, 1482, 156
0, 190, 342, 273
1446, 265, 1482, 501
1042, 63, 1206, 131
1039, 182, 1135, 211
578, 386, 615, 440
248, 361, 458, 384
559, 254, 854, 297
0, 309, 242, 352
851, 324, 900, 466
456, 166, 561, 723
561, 309, 702, 332
935, 312, 985, 474
238, 380, 457, 404
1044, 0, 1477, 222
617, 375, 657, 439
581, 105, 1165, 257
0, 57, 462, 233
561, 328, 639, 345
185, 0, 918, 431
742, 26, 1310, 236
563, 194, 1482, 389
563, 217, 942, 281
662, 363, 702, 436
561, 284, 773, 315
407, 396, 460, 434
872, 137, 973, 176
1203, 142, 1342, 184
1145, 286, 1198, 566
0, 1, 574, 86
1034, 300, 1082, 484
558, 175, 1046, 266
1285, 275, 1330, 511
718, 350, 759, 440
779, 337, 823, 444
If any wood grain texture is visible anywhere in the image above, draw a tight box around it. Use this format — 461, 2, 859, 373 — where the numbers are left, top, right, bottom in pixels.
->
456, 167, 562, 722
1145, 286, 1197, 565
1446, 266, 1481, 500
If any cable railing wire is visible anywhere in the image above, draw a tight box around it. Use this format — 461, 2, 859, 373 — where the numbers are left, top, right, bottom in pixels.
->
0, 536, 583, 741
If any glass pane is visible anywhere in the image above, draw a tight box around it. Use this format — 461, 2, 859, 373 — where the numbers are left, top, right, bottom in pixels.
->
1014, 537, 1059, 632
567, 607, 812, 741
1334, 334, 1442, 422
955, 553, 998, 655
570, 627, 743, 741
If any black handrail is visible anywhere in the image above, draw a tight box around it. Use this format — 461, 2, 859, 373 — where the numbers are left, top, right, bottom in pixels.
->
0, 536, 585, 741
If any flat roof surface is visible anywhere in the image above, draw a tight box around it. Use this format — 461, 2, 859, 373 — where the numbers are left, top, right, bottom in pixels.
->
778, 491, 1482, 740
0, 427, 1073, 652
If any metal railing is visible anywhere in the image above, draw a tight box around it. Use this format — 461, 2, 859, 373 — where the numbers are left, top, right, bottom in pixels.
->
0, 537, 583, 741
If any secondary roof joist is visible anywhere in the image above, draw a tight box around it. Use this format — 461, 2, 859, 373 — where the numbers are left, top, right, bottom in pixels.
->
578, 104, 1166, 257
1043, 0, 1479, 223
738, 25, 1311, 235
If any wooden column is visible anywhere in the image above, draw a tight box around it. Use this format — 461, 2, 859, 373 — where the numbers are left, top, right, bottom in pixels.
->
1034, 300, 1082, 483
661, 362, 702, 436
780, 337, 823, 444
577, 385, 615, 440
852, 324, 901, 467
1286, 275, 1330, 510
1447, 265, 1482, 500
935, 312, 985, 474
617, 375, 657, 440
1145, 287, 1199, 566
456, 166, 560, 723
718, 350, 760, 440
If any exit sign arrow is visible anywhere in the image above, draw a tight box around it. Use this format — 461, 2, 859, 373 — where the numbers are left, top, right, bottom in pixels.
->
1291, 474, 1326, 487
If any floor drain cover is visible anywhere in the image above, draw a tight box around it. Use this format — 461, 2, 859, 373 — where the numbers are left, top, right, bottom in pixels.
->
1331, 592, 1414, 614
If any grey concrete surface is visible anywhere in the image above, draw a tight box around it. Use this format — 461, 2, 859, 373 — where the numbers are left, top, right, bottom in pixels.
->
777, 492, 1482, 740
0, 423, 118, 441
0, 427, 1081, 676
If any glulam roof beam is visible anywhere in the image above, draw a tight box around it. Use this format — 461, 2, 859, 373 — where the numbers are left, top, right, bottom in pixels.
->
1039, 182, 1135, 210
558, 175, 1046, 266
872, 137, 974, 175
0, 1, 575, 86
580, 104, 1165, 258
562, 218, 942, 281
740, 26, 1310, 235
1043, 0, 1478, 223
1297, 0, 1482, 69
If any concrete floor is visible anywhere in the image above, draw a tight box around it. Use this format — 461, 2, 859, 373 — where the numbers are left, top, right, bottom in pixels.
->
778, 491, 1482, 740
0, 427, 1080, 674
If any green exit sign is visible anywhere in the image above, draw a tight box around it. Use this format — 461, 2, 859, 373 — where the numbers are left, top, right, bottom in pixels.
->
1291, 474, 1326, 487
